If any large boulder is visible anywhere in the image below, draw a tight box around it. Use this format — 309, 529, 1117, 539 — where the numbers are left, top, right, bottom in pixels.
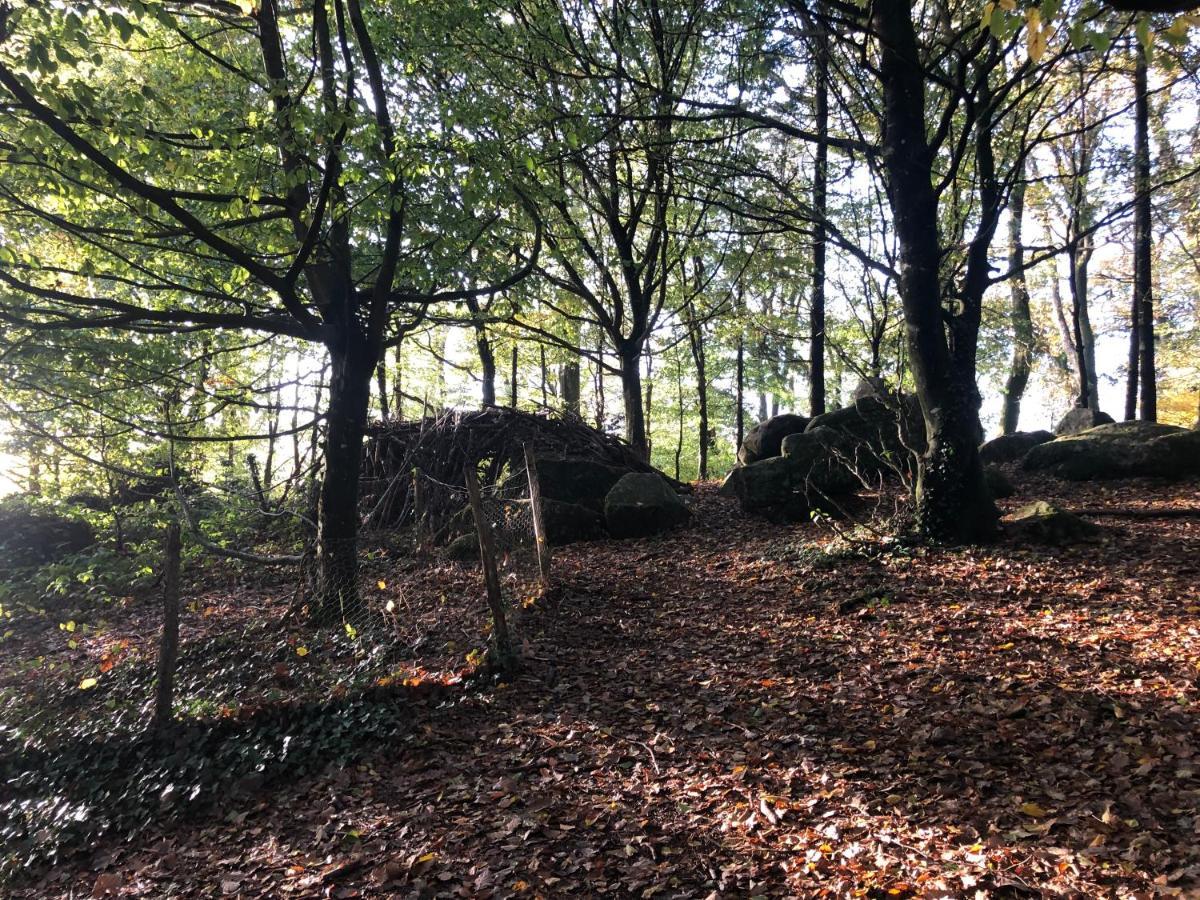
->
1055, 407, 1115, 436
739, 414, 809, 465
604, 473, 690, 539
723, 429, 857, 520
540, 498, 605, 545
1024, 421, 1191, 480
804, 394, 925, 472
1141, 429, 1200, 479
979, 430, 1054, 465
1004, 501, 1100, 545
530, 456, 629, 512
0, 497, 96, 572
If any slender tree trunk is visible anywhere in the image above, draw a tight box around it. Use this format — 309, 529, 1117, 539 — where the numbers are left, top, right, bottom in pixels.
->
1068, 237, 1099, 411
810, 8, 828, 418
509, 345, 518, 409
316, 342, 373, 621
1134, 40, 1156, 422
1002, 178, 1033, 434
674, 360, 684, 481
391, 344, 404, 422
153, 521, 182, 732
376, 360, 390, 422
619, 346, 649, 459
540, 346, 549, 409
644, 350, 654, 458
735, 330, 745, 452
1126, 289, 1141, 420
873, 0, 995, 542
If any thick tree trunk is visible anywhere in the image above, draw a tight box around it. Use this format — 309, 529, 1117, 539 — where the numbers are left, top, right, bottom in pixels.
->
476, 332, 496, 407
619, 348, 649, 459
1134, 41, 1156, 422
809, 8, 828, 418
873, 0, 996, 543
1002, 179, 1033, 434
316, 344, 373, 622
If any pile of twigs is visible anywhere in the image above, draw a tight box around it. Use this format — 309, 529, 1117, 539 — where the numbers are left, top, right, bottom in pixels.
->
360, 407, 655, 536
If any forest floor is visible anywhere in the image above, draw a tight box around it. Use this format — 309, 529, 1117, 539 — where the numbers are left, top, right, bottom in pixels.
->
3, 471, 1200, 898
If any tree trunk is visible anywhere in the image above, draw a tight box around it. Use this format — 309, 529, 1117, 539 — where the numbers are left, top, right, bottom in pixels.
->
316, 343, 373, 621
809, 6, 828, 418
1068, 237, 1100, 411
509, 345, 518, 408
619, 347, 649, 459
1002, 178, 1033, 434
1134, 40, 1156, 422
873, 0, 996, 543
735, 330, 745, 453
471, 314, 496, 408
153, 521, 182, 732
559, 357, 581, 417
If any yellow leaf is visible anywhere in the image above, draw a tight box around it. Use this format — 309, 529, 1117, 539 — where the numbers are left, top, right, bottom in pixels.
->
1027, 10, 1047, 62
377, 580, 387, 590
296, 646, 309, 657
78, 677, 98, 690
981, 1, 995, 30
997, 642, 1015, 650
67, 639, 77, 650
1020, 801, 1047, 817
417, 852, 437, 864
65, 620, 76, 633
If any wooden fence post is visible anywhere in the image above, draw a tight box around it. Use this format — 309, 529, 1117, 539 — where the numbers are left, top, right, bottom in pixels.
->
463, 463, 514, 669
523, 444, 551, 587
153, 521, 182, 732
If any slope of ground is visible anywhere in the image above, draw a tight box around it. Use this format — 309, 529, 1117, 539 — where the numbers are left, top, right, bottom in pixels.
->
5, 473, 1200, 898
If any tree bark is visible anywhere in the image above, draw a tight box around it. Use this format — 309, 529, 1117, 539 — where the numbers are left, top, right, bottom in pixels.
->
1002, 178, 1033, 434
809, 5, 829, 418
315, 341, 373, 621
466, 296, 496, 407
509, 345, 518, 409
153, 521, 182, 732
559, 357, 581, 417
872, 0, 996, 542
1134, 40, 1156, 421
620, 346, 649, 459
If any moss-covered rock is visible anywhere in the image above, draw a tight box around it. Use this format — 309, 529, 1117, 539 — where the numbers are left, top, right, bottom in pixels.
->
1024, 421, 1190, 480
1004, 501, 1100, 545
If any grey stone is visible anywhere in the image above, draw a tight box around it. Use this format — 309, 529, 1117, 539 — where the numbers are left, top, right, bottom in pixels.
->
1004, 501, 1100, 545
979, 430, 1054, 465
739, 414, 810, 465
1024, 421, 1189, 480
603, 473, 690, 539
1054, 407, 1115, 436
